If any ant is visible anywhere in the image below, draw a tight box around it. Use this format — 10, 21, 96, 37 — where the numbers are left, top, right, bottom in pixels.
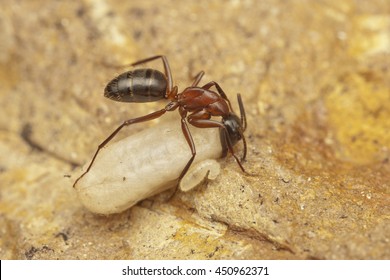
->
73, 55, 247, 188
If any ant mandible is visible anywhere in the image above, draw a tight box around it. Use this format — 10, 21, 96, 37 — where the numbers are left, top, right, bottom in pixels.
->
73, 55, 247, 188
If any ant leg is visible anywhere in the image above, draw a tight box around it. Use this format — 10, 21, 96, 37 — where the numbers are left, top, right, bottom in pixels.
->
237, 94, 247, 131
201, 81, 234, 112
191, 71, 205, 86
239, 128, 247, 161
73, 105, 174, 188
168, 109, 198, 200
130, 55, 167, 66
188, 118, 246, 173
178, 118, 197, 180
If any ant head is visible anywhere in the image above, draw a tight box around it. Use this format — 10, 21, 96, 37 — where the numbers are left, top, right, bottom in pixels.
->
223, 113, 243, 146
221, 94, 247, 161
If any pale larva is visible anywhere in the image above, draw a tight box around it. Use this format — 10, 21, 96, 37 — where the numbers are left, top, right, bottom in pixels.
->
75, 122, 224, 214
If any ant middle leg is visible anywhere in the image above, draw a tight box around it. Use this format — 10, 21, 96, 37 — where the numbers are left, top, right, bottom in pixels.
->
178, 118, 197, 181
167, 114, 197, 200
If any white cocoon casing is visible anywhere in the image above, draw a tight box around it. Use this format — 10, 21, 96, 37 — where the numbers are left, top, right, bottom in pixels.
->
75, 122, 223, 214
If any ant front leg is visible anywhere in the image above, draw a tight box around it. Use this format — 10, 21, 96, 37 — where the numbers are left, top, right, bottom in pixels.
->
236, 94, 247, 131
73, 105, 175, 188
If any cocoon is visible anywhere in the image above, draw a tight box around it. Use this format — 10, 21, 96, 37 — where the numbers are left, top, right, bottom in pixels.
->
74, 122, 223, 214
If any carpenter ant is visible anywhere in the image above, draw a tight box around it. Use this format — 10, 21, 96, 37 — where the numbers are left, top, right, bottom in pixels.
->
73, 55, 247, 188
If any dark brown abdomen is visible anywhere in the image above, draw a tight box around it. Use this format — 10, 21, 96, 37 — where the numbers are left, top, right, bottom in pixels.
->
104, 69, 167, 102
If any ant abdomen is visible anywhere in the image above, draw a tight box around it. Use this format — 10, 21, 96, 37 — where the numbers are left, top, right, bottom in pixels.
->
104, 69, 167, 103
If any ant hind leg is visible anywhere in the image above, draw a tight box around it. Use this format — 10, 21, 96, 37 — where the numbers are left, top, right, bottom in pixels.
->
73, 107, 169, 188
191, 71, 205, 87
